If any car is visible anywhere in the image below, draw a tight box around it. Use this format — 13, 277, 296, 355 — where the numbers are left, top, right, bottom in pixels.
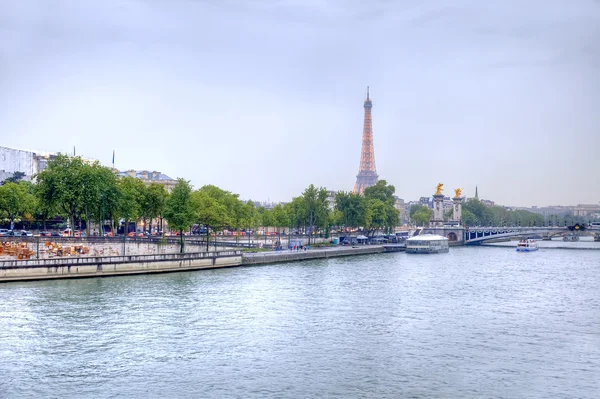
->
20, 231, 33, 237
51, 232, 61, 237
39, 231, 52, 237
5, 230, 17, 237
0, 229, 8, 237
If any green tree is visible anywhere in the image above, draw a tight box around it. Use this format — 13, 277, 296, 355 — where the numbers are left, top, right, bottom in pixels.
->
0, 181, 36, 230
142, 183, 168, 234
190, 190, 229, 250
35, 154, 88, 235
285, 197, 306, 233
258, 207, 274, 234
335, 191, 367, 231
461, 209, 477, 226
364, 198, 387, 235
241, 201, 258, 234
196, 184, 243, 235
117, 176, 147, 233
164, 179, 195, 253
80, 162, 121, 236
1, 171, 26, 185
364, 180, 399, 234
272, 204, 289, 238
300, 184, 330, 243
409, 204, 432, 226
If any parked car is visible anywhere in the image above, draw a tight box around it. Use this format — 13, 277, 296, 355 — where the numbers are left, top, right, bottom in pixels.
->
51, 232, 61, 237
0, 229, 9, 237
39, 231, 52, 237
20, 231, 33, 237
5, 230, 17, 237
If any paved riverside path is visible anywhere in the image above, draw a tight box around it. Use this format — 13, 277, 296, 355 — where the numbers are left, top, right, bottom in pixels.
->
242, 245, 386, 265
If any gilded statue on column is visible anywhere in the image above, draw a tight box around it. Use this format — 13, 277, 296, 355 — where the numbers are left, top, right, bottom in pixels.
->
454, 188, 462, 198
435, 183, 443, 195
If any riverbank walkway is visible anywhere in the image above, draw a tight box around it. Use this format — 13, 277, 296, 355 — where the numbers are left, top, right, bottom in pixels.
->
0, 244, 402, 283
242, 245, 387, 266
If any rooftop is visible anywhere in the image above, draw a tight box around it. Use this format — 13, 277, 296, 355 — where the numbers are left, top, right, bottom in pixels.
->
407, 234, 449, 241
118, 170, 176, 182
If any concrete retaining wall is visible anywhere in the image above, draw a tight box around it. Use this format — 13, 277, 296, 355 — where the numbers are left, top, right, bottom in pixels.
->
0, 251, 242, 282
242, 246, 385, 266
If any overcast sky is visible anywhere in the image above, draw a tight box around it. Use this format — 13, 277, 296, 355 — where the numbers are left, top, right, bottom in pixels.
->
1, 0, 599, 206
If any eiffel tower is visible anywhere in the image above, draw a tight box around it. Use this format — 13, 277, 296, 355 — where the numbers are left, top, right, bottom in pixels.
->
353, 87, 378, 194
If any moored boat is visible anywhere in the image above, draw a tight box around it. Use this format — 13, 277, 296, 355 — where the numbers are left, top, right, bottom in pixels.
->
516, 239, 538, 252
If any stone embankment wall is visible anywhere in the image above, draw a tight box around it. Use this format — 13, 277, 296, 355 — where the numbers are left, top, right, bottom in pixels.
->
0, 251, 242, 282
242, 246, 385, 266
0, 239, 207, 260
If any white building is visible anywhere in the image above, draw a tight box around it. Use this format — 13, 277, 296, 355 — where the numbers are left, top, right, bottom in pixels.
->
0, 146, 57, 181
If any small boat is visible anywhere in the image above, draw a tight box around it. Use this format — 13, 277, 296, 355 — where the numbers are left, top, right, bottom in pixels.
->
516, 239, 538, 252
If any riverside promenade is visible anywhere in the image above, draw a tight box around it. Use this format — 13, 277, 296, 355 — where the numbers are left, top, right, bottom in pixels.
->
242, 245, 387, 266
0, 245, 395, 282
0, 251, 242, 282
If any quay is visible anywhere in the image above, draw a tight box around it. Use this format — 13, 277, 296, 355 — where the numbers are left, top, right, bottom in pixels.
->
0, 251, 242, 283
242, 245, 389, 266
0, 245, 404, 283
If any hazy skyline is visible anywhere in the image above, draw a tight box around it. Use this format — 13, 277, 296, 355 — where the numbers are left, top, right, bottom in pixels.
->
1, 0, 599, 207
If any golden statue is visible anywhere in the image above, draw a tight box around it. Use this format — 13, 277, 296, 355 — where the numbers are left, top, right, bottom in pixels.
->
454, 188, 462, 198
435, 183, 443, 195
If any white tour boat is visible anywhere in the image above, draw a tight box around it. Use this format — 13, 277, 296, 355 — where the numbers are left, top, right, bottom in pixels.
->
406, 234, 449, 254
516, 239, 538, 252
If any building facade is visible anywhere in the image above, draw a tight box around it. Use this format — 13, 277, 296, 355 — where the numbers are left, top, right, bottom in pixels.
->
0, 146, 57, 181
573, 204, 600, 217
117, 170, 178, 192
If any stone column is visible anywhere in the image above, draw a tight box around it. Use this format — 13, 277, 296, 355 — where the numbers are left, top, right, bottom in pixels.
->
452, 196, 464, 223
430, 194, 445, 226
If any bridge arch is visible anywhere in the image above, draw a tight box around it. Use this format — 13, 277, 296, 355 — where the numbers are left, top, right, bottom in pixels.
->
447, 232, 458, 242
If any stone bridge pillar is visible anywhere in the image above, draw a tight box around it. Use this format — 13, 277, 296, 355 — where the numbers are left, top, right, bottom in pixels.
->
452, 196, 463, 224
430, 194, 445, 227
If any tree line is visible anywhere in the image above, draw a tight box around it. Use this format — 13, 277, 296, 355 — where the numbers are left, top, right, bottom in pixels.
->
0, 154, 401, 241
408, 199, 550, 227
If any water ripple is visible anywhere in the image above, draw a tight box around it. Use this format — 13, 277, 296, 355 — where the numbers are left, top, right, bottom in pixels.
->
1, 247, 599, 398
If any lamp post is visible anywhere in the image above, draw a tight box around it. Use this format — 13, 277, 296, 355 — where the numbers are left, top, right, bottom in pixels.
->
9, 188, 15, 231
100, 193, 105, 237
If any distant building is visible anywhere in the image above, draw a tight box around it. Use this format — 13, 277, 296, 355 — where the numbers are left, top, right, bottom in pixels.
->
393, 196, 407, 224
521, 205, 575, 219
117, 169, 178, 192
0, 146, 57, 182
442, 196, 453, 211
573, 204, 600, 217
419, 196, 432, 208
0, 145, 97, 182
326, 190, 337, 211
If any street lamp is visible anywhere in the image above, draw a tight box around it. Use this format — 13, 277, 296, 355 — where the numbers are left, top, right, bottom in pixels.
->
100, 193, 105, 237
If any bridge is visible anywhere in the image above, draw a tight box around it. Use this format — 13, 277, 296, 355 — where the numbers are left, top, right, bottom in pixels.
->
464, 225, 598, 245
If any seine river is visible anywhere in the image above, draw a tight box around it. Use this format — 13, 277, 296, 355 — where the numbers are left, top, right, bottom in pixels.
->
1, 246, 599, 398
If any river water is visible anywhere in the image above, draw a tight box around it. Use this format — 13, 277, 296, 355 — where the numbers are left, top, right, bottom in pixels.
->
1, 247, 599, 398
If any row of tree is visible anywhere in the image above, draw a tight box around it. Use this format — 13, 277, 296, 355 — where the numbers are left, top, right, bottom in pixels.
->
0, 155, 401, 244
1, 155, 583, 239
0, 155, 170, 235
166, 179, 401, 247
408, 199, 548, 227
